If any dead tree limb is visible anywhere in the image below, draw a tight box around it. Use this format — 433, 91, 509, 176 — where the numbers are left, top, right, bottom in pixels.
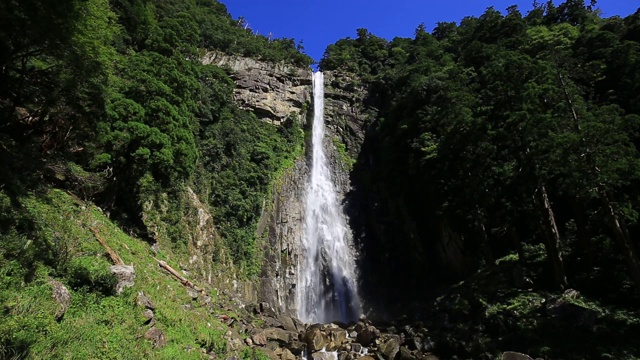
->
90, 227, 124, 265
154, 258, 203, 292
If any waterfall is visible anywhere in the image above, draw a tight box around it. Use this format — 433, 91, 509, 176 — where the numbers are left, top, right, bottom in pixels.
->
297, 72, 361, 324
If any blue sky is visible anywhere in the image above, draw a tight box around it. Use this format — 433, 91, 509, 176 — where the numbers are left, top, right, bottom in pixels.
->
223, 1, 638, 64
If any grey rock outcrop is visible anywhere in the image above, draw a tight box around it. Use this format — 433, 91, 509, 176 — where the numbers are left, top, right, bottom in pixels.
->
202, 52, 312, 124
110, 265, 135, 295
49, 278, 71, 320
144, 327, 167, 348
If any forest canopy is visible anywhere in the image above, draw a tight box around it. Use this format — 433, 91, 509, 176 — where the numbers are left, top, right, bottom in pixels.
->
320, 0, 640, 294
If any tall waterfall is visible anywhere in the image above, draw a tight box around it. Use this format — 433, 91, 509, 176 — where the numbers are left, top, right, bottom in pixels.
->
297, 72, 361, 324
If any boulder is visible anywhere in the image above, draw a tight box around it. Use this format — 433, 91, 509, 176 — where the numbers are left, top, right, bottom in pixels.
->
280, 348, 296, 360
355, 323, 380, 346
110, 265, 135, 295
380, 335, 401, 360
304, 326, 330, 352
277, 314, 299, 332
251, 331, 268, 346
349, 343, 364, 354
144, 327, 167, 348
285, 340, 305, 355
259, 302, 278, 317
326, 328, 349, 351
312, 352, 337, 360
136, 291, 155, 309
49, 279, 71, 320
339, 353, 356, 360
142, 309, 155, 326
266, 341, 280, 351
502, 352, 533, 360
545, 297, 597, 327
263, 327, 297, 344
399, 346, 416, 360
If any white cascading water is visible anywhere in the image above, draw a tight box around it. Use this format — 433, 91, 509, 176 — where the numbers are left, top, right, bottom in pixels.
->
297, 72, 361, 324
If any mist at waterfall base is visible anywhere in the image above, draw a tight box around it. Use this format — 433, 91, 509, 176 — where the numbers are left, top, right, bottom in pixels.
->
297, 72, 362, 324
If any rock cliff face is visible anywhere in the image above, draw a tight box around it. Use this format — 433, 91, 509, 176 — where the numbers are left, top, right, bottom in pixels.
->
257, 159, 308, 316
202, 52, 313, 313
199, 52, 471, 316
202, 52, 312, 124
323, 71, 373, 163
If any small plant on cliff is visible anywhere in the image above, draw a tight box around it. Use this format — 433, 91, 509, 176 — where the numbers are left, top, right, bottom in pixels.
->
332, 136, 356, 170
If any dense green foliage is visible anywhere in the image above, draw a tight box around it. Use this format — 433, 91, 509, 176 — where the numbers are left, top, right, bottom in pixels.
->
0, 0, 307, 357
0, 0, 307, 269
322, 0, 640, 309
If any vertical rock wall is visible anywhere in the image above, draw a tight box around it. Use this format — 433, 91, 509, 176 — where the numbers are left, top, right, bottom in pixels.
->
257, 158, 309, 315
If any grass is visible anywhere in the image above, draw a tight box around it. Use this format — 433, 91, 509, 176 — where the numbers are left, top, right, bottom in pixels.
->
0, 189, 241, 359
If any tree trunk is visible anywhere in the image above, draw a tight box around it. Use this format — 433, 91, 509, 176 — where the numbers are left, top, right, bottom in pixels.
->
559, 69, 640, 289
599, 189, 640, 287
538, 184, 568, 289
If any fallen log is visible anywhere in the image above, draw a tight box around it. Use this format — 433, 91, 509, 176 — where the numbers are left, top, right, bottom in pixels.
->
154, 258, 203, 293
90, 227, 124, 265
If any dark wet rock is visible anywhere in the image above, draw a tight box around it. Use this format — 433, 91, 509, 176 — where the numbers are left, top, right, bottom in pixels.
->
355, 322, 380, 346
49, 278, 71, 320
545, 296, 597, 327
332, 321, 350, 329
285, 340, 305, 355
513, 265, 534, 289
407, 337, 422, 351
399, 346, 415, 360
422, 337, 435, 352
110, 265, 135, 295
144, 327, 167, 348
